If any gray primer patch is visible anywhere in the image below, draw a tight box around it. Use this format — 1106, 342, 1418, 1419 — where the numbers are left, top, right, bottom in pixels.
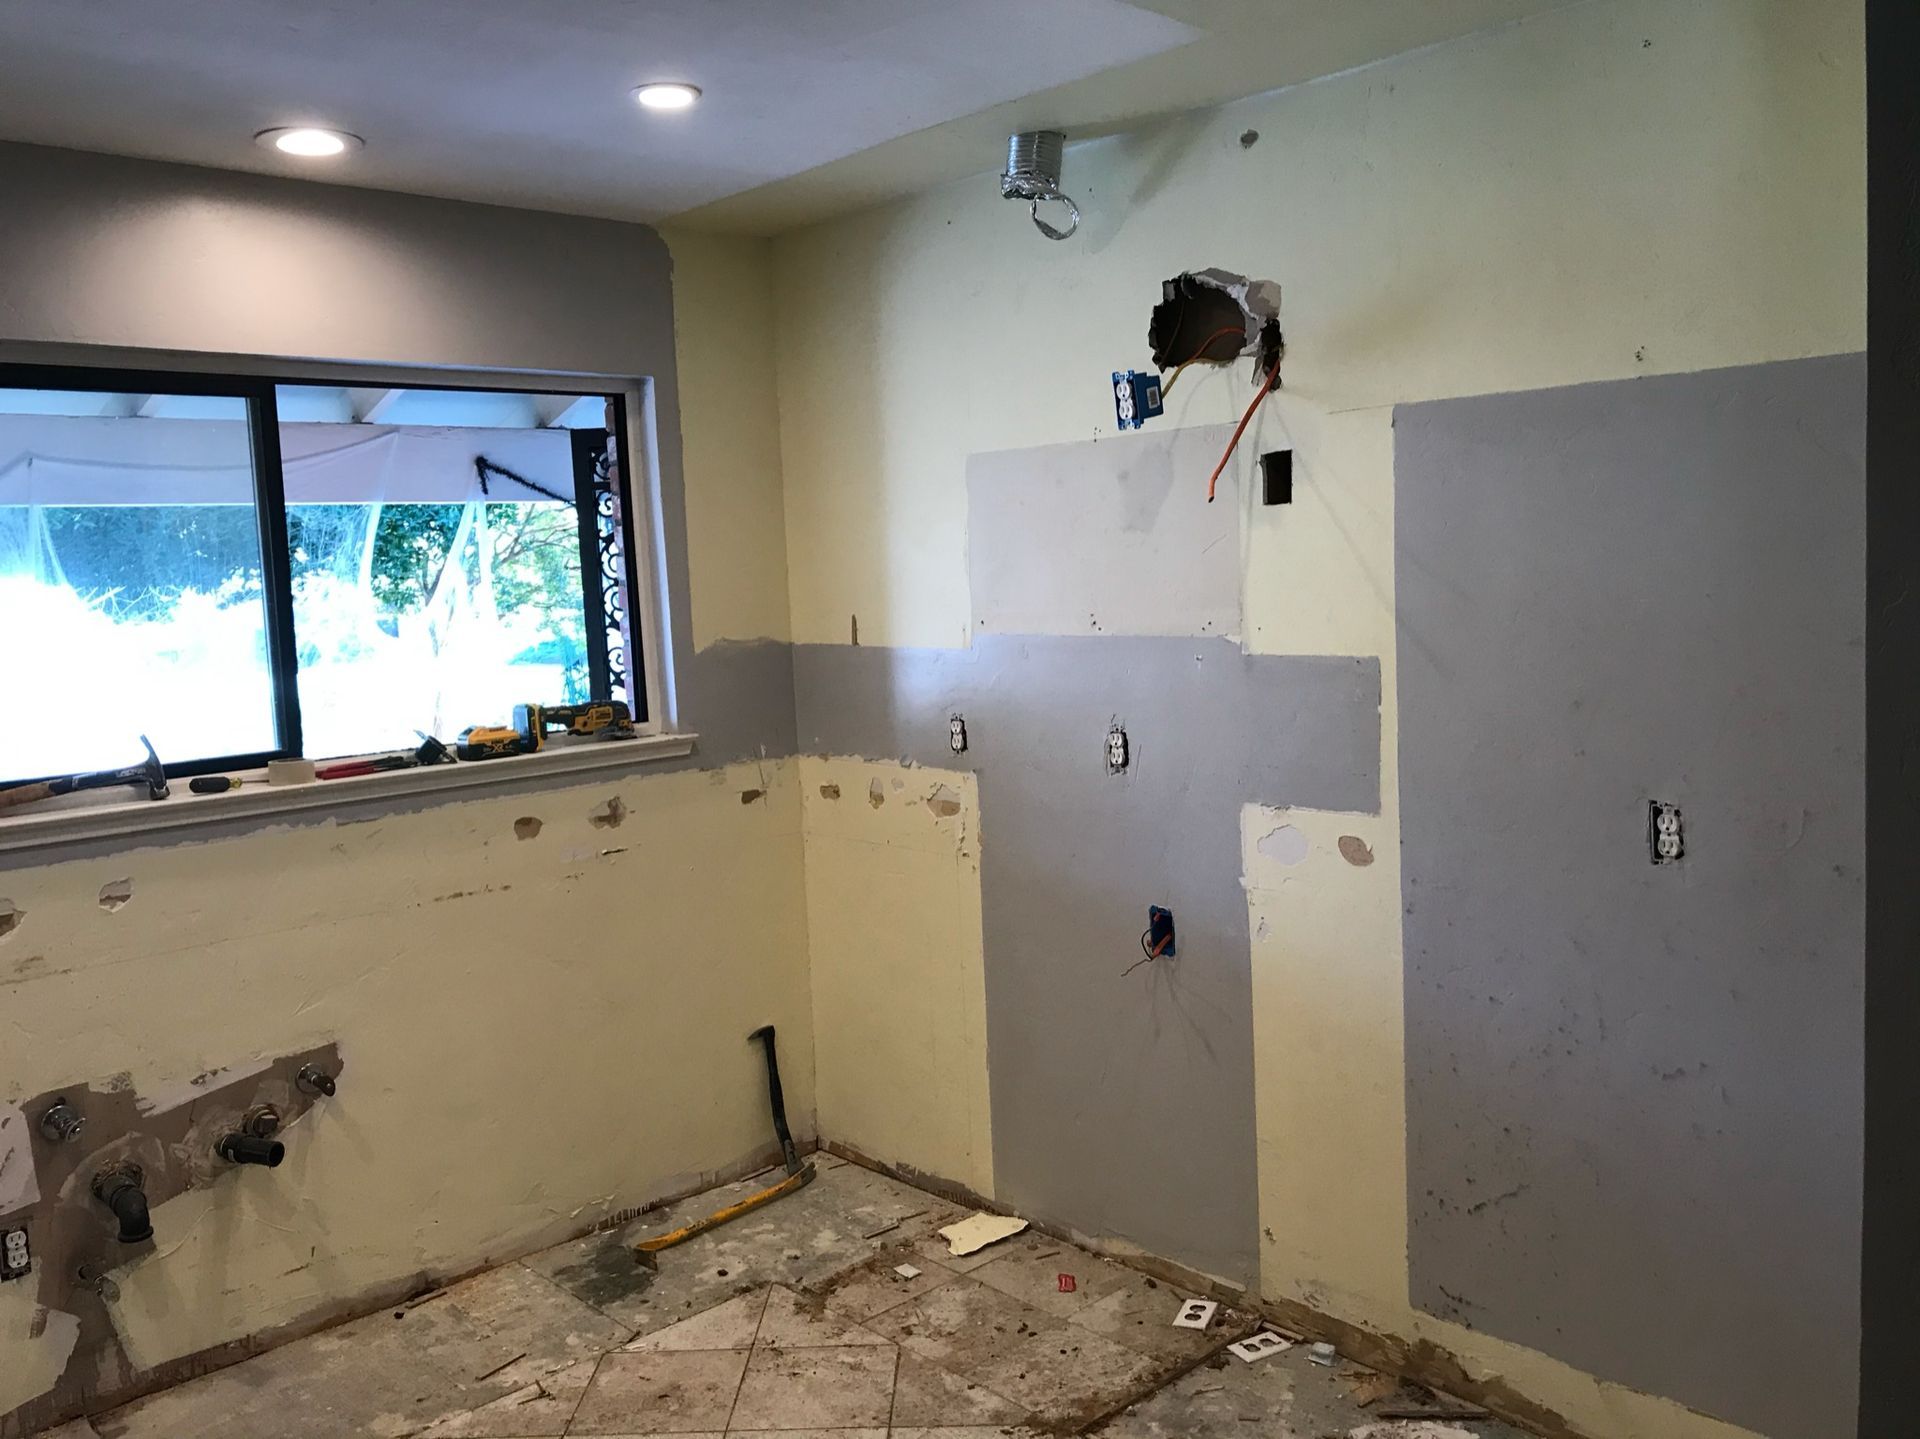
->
1396, 354, 1864, 1439
969, 424, 1241, 640
1255, 824, 1309, 866
795, 634, 1380, 1282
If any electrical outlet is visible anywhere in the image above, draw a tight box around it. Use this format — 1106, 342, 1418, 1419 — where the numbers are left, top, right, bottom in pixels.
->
1112, 371, 1163, 431
1649, 801, 1683, 864
949, 715, 968, 754
1107, 724, 1129, 774
1, 1224, 30, 1282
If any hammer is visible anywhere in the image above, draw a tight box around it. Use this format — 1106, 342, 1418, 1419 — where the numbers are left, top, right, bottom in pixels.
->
0, 735, 170, 814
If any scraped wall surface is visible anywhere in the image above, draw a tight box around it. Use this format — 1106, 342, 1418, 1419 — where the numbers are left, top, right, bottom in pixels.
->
0, 146, 814, 1434
770, 1, 1865, 1436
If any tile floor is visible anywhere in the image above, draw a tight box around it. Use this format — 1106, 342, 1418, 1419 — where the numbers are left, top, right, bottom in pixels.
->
62, 1155, 1529, 1439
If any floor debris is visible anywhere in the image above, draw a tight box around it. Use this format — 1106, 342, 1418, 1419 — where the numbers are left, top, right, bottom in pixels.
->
1342, 1368, 1400, 1406
1309, 1339, 1340, 1365
473, 1350, 526, 1381
1228, 1330, 1292, 1362
1173, 1298, 1219, 1329
1058, 1272, 1077, 1292
937, 1210, 1028, 1255
85, 1162, 1531, 1439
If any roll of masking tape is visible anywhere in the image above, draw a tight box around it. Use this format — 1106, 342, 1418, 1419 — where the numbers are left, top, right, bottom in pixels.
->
266, 759, 317, 786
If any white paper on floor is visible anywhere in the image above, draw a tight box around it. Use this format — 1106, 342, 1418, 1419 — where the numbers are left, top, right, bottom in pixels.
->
1228, 1330, 1293, 1362
1172, 1299, 1218, 1330
894, 1263, 923, 1279
937, 1212, 1029, 1256
1349, 1425, 1478, 1439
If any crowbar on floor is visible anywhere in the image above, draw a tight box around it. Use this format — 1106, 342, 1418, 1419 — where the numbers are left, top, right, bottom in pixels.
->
634, 1024, 816, 1269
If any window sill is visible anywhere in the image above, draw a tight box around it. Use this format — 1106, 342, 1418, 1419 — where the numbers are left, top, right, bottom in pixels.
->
0, 733, 697, 857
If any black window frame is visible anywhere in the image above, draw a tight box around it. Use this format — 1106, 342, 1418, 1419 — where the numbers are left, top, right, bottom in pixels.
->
0, 360, 648, 782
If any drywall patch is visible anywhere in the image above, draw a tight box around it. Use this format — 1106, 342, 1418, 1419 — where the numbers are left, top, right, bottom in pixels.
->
0, 901, 19, 941
512, 817, 543, 841
1337, 835, 1375, 867
1256, 825, 1309, 866
793, 635, 1380, 1284
588, 797, 627, 829
928, 785, 963, 819
97, 879, 133, 913
968, 424, 1242, 639
1397, 354, 1865, 1439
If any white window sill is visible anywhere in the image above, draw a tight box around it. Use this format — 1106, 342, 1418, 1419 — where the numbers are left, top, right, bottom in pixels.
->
0, 733, 697, 857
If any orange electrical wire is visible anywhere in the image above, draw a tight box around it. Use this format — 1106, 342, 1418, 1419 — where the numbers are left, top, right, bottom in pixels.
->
1206, 349, 1284, 503
1157, 325, 1245, 399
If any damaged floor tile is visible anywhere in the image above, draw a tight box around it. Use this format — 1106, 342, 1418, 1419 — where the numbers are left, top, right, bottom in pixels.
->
81, 1158, 1530, 1439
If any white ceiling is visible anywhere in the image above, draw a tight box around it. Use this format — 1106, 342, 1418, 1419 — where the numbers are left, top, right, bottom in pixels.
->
0, 0, 1577, 234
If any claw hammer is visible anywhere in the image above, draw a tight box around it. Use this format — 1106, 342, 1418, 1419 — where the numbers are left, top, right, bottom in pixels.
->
0, 736, 169, 814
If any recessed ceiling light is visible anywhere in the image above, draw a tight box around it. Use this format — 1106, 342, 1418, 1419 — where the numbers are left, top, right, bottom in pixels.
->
254, 127, 363, 158
634, 83, 701, 111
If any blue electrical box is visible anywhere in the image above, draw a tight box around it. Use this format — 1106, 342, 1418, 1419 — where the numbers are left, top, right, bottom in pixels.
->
1112, 370, 1163, 430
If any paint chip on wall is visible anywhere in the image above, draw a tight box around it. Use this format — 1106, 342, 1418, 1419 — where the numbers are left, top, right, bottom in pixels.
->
819, 783, 841, 800
928, 785, 963, 818
1337, 835, 1375, 866
98, 879, 133, 912
513, 817, 543, 840
868, 780, 886, 809
589, 797, 627, 829
0, 901, 19, 941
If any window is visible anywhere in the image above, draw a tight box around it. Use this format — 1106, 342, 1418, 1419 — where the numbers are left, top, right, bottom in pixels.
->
0, 367, 644, 786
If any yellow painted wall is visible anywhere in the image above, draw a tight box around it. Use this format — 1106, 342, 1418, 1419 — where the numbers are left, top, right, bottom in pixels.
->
0, 760, 812, 1418
769, 2, 1863, 1435
666, 230, 794, 649
797, 758, 993, 1196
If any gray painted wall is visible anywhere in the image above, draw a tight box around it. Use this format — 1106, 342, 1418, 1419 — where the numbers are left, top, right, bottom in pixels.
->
795, 629, 1379, 1284
1396, 354, 1866, 1439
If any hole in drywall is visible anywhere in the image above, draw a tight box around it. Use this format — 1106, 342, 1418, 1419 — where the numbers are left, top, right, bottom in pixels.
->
1256, 825, 1309, 866
0, 901, 20, 941
868, 780, 886, 809
818, 783, 841, 801
589, 797, 627, 830
928, 785, 963, 819
1337, 835, 1375, 867
1240, 129, 1260, 148
98, 879, 134, 912
740, 789, 766, 805
513, 817, 543, 841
